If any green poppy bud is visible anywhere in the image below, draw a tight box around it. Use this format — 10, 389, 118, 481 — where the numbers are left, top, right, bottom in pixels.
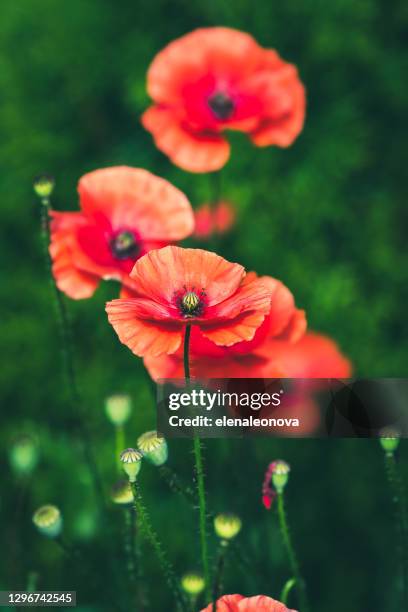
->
181, 573, 205, 596
379, 428, 400, 454
120, 448, 142, 482
33, 505, 62, 538
111, 480, 134, 506
33, 175, 55, 200
137, 431, 168, 466
271, 460, 291, 494
9, 435, 39, 476
105, 394, 132, 426
214, 513, 242, 541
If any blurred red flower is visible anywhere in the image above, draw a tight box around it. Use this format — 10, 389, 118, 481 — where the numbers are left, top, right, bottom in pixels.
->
201, 594, 297, 612
143, 273, 305, 379
142, 27, 306, 173
106, 247, 274, 358
194, 201, 236, 239
49, 167, 194, 299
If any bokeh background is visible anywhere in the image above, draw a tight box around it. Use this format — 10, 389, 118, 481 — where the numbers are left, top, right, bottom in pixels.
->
1, 0, 407, 610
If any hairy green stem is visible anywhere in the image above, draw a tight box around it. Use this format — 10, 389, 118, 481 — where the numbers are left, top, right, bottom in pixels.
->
130, 481, 187, 611
158, 465, 197, 505
183, 324, 211, 602
277, 493, 309, 612
384, 452, 408, 609
39, 198, 105, 506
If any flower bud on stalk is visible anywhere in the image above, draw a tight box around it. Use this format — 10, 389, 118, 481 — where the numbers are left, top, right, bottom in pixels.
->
271, 460, 291, 494
214, 513, 242, 543
33, 175, 55, 201
9, 435, 39, 476
137, 431, 168, 466
105, 394, 132, 426
33, 505, 62, 538
111, 480, 134, 506
379, 428, 400, 455
181, 572, 205, 596
120, 448, 143, 482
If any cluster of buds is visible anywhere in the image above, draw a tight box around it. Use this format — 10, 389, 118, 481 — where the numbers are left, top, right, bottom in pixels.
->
32, 505, 62, 538
214, 513, 242, 544
262, 459, 291, 509
137, 430, 168, 466
379, 427, 400, 455
105, 394, 132, 426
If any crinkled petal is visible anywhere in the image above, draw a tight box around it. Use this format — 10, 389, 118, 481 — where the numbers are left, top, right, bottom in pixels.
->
142, 106, 230, 173
106, 299, 183, 357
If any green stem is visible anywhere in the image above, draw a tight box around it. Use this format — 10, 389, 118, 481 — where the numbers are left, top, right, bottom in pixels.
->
212, 543, 228, 610
280, 577, 296, 606
39, 198, 105, 506
384, 452, 408, 609
277, 493, 309, 612
115, 425, 125, 472
130, 481, 187, 611
183, 324, 211, 602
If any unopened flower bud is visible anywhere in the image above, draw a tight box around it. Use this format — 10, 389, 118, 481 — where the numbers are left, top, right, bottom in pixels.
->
33, 505, 62, 538
111, 480, 134, 506
181, 573, 205, 596
137, 431, 168, 466
271, 460, 290, 493
33, 175, 55, 200
120, 448, 142, 482
105, 394, 132, 426
214, 513, 242, 541
9, 435, 39, 476
379, 428, 400, 454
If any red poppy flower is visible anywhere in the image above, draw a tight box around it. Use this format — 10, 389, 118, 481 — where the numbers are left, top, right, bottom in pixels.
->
258, 332, 352, 378
49, 167, 194, 299
106, 247, 274, 358
142, 27, 306, 173
201, 594, 297, 612
194, 201, 236, 239
143, 273, 305, 379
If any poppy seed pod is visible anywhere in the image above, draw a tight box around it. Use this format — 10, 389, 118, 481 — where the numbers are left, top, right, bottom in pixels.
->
120, 448, 143, 482
271, 460, 291, 493
105, 394, 132, 426
33, 174, 55, 200
33, 505, 62, 538
111, 480, 134, 506
137, 431, 168, 466
214, 513, 242, 541
181, 573, 205, 596
379, 428, 400, 454
9, 435, 39, 476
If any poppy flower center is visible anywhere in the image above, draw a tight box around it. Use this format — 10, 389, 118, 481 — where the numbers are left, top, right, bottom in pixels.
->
110, 231, 139, 260
208, 92, 235, 120
175, 288, 207, 318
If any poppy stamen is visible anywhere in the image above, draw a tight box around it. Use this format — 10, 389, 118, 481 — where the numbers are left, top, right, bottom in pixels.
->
175, 289, 206, 318
208, 92, 235, 120
110, 231, 139, 260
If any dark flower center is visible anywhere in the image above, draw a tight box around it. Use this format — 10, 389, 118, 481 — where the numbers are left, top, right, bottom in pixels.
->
176, 288, 207, 318
208, 92, 235, 120
110, 231, 139, 260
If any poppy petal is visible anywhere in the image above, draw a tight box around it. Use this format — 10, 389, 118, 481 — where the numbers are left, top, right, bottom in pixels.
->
106, 299, 183, 357
78, 166, 194, 241
129, 246, 245, 307
238, 595, 297, 611
201, 310, 267, 346
49, 211, 100, 299
200, 594, 244, 612
141, 106, 230, 173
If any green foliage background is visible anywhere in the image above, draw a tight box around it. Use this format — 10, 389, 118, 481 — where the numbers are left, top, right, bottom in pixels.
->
0, 1, 407, 610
